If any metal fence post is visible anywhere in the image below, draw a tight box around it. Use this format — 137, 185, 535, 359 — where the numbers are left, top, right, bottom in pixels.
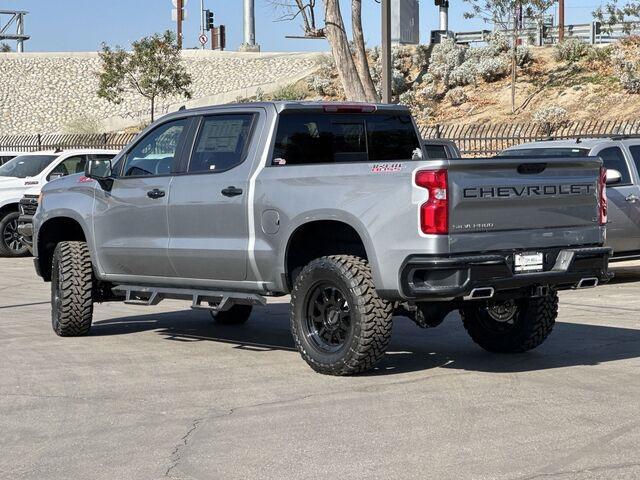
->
590, 22, 597, 44
37, 134, 42, 150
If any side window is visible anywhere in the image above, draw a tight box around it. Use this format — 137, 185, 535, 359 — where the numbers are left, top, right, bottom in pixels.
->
598, 147, 632, 185
122, 119, 188, 177
189, 114, 254, 173
49, 155, 87, 179
272, 114, 332, 165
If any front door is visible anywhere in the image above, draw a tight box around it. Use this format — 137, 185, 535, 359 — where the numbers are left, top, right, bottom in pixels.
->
596, 145, 640, 254
168, 113, 257, 281
93, 118, 190, 278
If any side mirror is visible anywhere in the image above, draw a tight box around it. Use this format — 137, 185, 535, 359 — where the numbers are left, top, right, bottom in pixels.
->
85, 159, 114, 190
606, 169, 622, 186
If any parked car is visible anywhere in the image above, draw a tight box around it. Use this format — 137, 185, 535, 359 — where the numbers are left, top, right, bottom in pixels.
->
422, 139, 461, 159
0, 151, 22, 165
0, 149, 118, 257
500, 137, 640, 261
32, 102, 611, 375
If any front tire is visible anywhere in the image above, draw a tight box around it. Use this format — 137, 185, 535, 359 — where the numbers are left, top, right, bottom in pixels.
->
460, 292, 558, 353
0, 211, 29, 257
290, 255, 393, 376
51, 241, 94, 337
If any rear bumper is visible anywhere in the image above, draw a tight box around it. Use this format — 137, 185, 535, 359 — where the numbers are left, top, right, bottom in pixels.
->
400, 246, 613, 300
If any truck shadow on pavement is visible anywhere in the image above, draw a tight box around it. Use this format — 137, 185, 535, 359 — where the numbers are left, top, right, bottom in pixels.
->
90, 303, 640, 376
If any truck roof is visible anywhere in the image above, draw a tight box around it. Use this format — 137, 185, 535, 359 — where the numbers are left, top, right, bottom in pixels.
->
163, 101, 411, 119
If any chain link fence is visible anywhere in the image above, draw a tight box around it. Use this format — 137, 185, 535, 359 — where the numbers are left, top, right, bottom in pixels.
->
421, 120, 640, 157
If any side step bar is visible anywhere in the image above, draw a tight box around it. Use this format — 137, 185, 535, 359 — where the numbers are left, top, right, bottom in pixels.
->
112, 285, 267, 313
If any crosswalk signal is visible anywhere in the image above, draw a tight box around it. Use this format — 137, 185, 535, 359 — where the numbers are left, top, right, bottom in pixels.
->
205, 10, 214, 31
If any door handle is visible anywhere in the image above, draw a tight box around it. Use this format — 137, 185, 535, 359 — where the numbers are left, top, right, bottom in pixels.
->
221, 186, 243, 197
147, 188, 166, 199
625, 194, 639, 203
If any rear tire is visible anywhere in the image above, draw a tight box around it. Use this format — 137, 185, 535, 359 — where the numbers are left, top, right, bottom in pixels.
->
290, 255, 393, 376
0, 211, 29, 257
460, 292, 558, 353
51, 241, 94, 337
210, 305, 253, 325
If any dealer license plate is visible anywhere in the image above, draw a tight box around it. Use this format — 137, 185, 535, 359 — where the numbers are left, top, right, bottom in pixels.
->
514, 252, 544, 273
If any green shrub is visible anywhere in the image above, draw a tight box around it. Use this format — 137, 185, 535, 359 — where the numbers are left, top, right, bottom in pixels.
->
271, 84, 308, 101
554, 38, 591, 63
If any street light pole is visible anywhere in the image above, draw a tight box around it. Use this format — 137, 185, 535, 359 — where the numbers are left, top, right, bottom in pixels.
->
381, 0, 392, 104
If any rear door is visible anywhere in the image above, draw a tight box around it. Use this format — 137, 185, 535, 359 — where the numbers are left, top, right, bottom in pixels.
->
446, 157, 602, 253
167, 112, 259, 281
593, 144, 640, 254
93, 118, 191, 277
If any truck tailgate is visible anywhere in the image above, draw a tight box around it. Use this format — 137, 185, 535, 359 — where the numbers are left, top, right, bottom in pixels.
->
446, 157, 603, 253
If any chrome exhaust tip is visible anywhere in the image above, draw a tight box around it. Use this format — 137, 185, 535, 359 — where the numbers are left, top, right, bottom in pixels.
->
576, 277, 598, 289
464, 287, 495, 301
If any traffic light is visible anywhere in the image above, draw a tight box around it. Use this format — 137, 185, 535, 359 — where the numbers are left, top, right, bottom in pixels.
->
205, 9, 214, 30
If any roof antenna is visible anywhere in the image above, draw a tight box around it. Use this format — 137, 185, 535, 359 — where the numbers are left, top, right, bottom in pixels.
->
54, 147, 63, 153
575, 137, 582, 144
178, 105, 186, 111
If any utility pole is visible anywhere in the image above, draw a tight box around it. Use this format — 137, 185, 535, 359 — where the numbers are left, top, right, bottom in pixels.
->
558, 0, 565, 42
174, 0, 184, 49
239, 0, 260, 52
200, 0, 205, 50
381, 0, 392, 104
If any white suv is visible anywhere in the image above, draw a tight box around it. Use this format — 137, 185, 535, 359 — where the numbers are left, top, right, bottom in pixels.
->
0, 149, 118, 256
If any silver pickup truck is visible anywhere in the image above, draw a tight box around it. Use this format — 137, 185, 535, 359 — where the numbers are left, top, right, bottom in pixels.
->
32, 102, 611, 375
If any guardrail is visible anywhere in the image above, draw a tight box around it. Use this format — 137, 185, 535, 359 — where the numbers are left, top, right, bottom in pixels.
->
454, 22, 640, 46
421, 120, 640, 157
0, 133, 137, 152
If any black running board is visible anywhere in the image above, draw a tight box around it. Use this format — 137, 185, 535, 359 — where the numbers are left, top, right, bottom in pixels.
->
112, 285, 267, 313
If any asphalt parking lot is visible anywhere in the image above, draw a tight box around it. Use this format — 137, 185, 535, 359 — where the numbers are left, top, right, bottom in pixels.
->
1, 257, 640, 480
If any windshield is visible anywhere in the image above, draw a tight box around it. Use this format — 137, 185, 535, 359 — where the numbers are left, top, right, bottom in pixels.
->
0, 155, 58, 178
498, 147, 590, 158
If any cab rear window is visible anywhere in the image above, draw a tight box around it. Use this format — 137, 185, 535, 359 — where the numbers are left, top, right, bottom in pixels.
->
271, 112, 421, 166
499, 147, 590, 158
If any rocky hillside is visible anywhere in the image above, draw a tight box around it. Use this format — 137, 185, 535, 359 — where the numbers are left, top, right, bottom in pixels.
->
295, 36, 640, 129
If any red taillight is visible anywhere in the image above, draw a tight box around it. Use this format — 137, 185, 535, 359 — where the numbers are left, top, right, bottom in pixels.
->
599, 166, 608, 226
416, 169, 448, 234
322, 103, 377, 113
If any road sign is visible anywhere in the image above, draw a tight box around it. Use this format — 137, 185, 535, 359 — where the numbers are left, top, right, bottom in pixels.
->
199, 33, 208, 45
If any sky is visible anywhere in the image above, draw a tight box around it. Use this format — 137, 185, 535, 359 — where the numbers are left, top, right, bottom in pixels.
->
1, 0, 606, 53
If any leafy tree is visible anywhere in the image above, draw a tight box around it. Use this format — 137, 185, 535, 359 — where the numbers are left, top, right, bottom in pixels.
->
0, 43, 12, 53
271, 0, 378, 102
464, 0, 553, 112
594, 1, 640, 33
97, 30, 192, 122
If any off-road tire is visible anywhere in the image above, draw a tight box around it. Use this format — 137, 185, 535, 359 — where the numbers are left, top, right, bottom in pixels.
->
290, 255, 393, 376
210, 305, 253, 325
460, 292, 558, 353
51, 241, 94, 337
0, 211, 29, 257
